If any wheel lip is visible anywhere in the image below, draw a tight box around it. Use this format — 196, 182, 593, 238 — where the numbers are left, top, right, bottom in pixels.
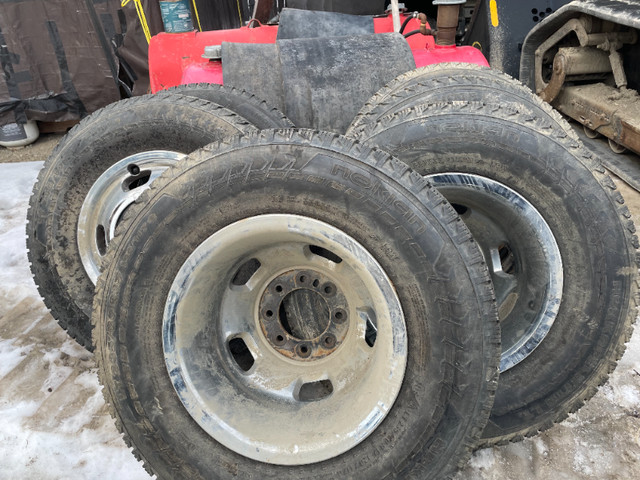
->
163, 214, 407, 465
77, 150, 184, 284
427, 172, 564, 372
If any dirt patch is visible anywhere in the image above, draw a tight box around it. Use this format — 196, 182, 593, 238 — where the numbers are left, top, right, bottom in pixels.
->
0, 133, 63, 163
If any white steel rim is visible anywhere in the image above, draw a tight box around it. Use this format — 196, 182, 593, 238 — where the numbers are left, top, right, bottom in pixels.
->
77, 150, 184, 284
163, 214, 407, 465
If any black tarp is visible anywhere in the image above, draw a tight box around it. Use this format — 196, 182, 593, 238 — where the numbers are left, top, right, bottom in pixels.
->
286, 0, 386, 16
0, 0, 156, 127
0, 0, 389, 128
195, 0, 251, 30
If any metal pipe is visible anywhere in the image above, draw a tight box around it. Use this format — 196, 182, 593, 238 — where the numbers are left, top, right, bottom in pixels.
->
390, 0, 401, 33
436, 4, 460, 46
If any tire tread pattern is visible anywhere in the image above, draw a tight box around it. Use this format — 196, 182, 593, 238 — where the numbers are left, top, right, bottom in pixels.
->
27, 93, 257, 348
93, 129, 501, 479
355, 99, 639, 447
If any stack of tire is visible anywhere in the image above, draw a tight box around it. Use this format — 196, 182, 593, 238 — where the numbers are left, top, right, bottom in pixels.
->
27, 65, 638, 479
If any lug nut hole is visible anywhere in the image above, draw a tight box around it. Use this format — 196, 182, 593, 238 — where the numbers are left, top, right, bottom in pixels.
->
296, 344, 312, 358
323, 335, 336, 348
334, 309, 347, 323
323, 283, 336, 296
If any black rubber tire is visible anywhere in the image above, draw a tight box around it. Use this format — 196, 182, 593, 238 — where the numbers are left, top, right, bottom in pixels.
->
353, 101, 639, 446
27, 94, 257, 350
162, 83, 295, 129
347, 63, 579, 140
93, 129, 501, 480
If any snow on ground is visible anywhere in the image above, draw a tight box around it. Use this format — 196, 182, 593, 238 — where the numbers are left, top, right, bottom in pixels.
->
0, 162, 152, 480
0, 162, 47, 316
0, 161, 638, 479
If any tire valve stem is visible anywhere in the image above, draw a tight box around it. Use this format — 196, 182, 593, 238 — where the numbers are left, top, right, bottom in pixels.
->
128, 164, 141, 176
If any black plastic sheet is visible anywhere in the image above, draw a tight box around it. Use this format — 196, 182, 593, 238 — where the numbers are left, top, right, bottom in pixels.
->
0, 0, 153, 126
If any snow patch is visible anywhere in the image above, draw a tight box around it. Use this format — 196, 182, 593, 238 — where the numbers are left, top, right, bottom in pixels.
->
0, 338, 32, 378
0, 162, 43, 315
532, 437, 548, 458
0, 162, 152, 479
60, 338, 93, 360
0, 161, 42, 211
468, 447, 496, 470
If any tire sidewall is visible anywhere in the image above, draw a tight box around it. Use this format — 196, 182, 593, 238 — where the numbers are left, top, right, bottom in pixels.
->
28, 95, 256, 346
98, 134, 497, 479
362, 106, 632, 437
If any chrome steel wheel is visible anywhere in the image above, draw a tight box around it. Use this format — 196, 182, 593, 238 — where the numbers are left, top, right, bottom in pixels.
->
428, 173, 563, 372
163, 214, 407, 465
77, 150, 184, 284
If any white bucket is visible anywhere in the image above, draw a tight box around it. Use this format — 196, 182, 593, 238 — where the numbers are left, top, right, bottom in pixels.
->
0, 120, 40, 148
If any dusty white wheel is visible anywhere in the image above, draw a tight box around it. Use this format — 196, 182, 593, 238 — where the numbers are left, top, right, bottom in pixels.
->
26, 93, 257, 348
164, 214, 406, 464
78, 151, 183, 284
352, 100, 639, 446
93, 130, 501, 479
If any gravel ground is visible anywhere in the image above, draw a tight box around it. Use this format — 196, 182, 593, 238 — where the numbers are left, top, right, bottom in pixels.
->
0, 133, 639, 479
0, 133, 64, 164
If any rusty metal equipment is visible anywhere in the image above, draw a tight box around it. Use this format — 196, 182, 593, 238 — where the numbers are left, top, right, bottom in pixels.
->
530, 14, 639, 154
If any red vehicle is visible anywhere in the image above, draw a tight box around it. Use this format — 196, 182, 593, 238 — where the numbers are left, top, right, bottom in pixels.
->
148, 11, 486, 91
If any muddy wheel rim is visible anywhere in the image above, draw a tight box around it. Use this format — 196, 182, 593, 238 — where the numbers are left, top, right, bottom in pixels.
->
428, 173, 563, 372
77, 150, 184, 284
163, 214, 407, 465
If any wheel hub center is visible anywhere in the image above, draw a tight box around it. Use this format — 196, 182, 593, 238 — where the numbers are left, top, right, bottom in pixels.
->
259, 269, 349, 360
280, 289, 330, 340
